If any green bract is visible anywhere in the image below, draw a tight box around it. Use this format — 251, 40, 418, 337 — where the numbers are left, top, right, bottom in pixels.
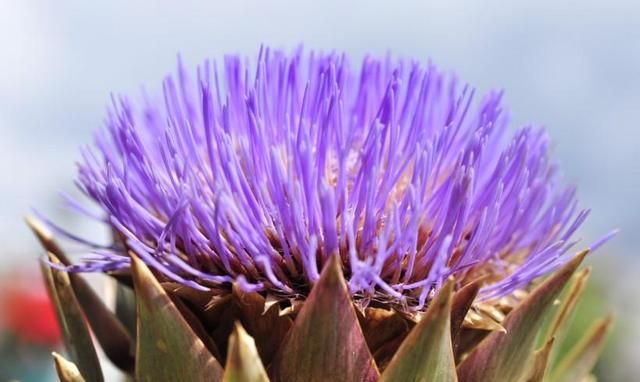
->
30, 217, 611, 382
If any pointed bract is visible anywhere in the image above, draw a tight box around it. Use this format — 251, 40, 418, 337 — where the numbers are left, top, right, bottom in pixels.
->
380, 279, 457, 382
53, 352, 86, 382
30, 215, 135, 372
130, 254, 224, 382
232, 285, 292, 366
114, 281, 137, 342
42, 254, 103, 382
359, 308, 413, 370
523, 337, 555, 382
270, 255, 379, 382
223, 323, 270, 382
451, 280, 481, 355
70, 268, 134, 372
545, 267, 591, 343
462, 310, 506, 332
550, 316, 614, 382
457, 251, 587, 382
27, 215, 71, 264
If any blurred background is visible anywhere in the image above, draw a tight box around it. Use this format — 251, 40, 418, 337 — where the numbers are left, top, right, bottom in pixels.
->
1, 0, 638, 380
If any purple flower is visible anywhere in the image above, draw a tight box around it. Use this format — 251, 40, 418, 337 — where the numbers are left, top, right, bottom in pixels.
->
53, 47, 608, 311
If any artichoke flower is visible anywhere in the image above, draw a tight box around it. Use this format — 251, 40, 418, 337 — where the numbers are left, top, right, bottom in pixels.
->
29, 47, 615, 382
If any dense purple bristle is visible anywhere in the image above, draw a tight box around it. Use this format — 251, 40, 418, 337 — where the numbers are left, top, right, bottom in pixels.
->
58, 47, 598, 310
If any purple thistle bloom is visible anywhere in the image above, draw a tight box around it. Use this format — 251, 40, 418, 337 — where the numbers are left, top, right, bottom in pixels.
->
58, 47, 604, 311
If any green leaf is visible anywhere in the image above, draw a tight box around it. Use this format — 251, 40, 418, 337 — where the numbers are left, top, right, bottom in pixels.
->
130, 254, 224, 382
270, 255, 379, 382
53, 352, 86, 382
521, 337, 555, 382
380, 279, 458, 382
456, 251, 587, 382
42, 254, 103, 382
550, 315, 613, 382
222, 323, 270, 382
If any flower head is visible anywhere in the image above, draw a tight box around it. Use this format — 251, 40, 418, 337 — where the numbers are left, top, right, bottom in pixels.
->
57, 47, 602, 311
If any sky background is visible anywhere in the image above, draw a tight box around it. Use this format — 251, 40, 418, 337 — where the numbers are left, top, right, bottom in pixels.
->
1, 1, 638, 379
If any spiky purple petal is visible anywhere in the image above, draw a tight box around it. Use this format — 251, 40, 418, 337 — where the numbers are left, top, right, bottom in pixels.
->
64, 47, 602, 310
